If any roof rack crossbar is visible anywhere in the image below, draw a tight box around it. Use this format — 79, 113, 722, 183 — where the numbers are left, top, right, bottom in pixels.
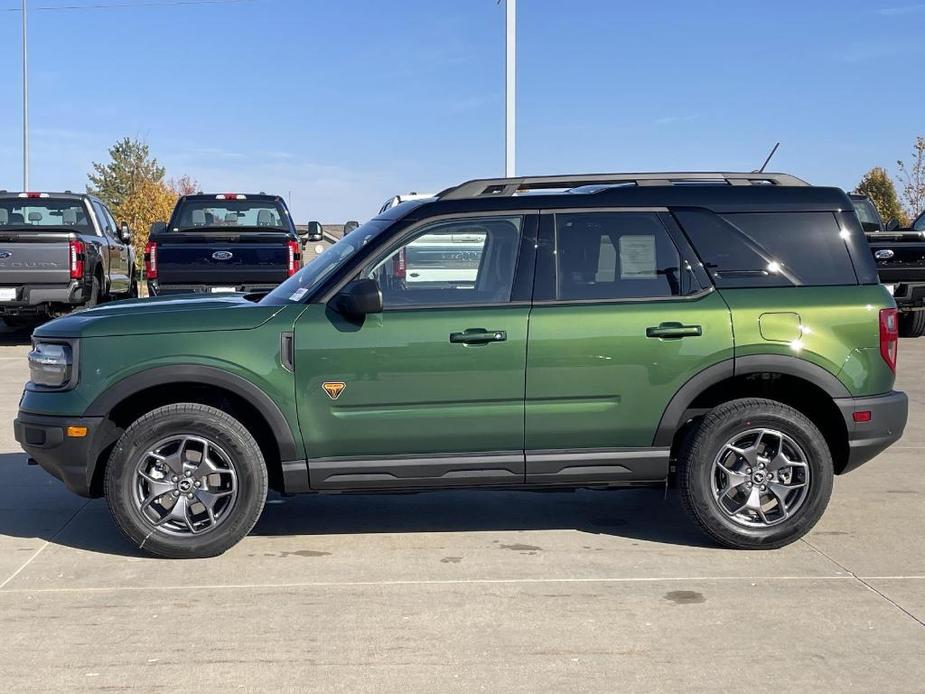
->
437, 172, 809, 200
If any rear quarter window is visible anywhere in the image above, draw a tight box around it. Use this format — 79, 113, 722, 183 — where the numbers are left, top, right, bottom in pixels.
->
674, 210, 858, 288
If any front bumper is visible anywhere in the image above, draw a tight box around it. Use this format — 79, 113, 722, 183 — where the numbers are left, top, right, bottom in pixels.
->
834, 390, 908, 473
13, 412, 120, 497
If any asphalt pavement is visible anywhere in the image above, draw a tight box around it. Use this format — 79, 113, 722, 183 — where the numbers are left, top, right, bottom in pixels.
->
0, 325, 923, 692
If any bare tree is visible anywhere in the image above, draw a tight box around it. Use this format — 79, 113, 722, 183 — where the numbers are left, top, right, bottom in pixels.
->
897, 136, 925, 222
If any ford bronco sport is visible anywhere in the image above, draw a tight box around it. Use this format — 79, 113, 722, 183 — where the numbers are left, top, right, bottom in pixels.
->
14, 172, 908, 558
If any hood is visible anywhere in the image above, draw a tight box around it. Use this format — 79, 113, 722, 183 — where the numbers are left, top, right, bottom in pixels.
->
35, 293, 285, 339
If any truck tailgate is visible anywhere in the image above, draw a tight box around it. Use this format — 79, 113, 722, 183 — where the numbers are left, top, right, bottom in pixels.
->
155, 232, 291, 285
0, 231, 73, 285
867, 233, 925, 283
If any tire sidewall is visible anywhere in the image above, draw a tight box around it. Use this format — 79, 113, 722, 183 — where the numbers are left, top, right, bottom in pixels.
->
686, 403, 834, 548
106, 406, 267, 558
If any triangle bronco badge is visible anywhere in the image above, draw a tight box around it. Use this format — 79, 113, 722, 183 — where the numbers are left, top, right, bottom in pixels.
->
322, 382, 347, 400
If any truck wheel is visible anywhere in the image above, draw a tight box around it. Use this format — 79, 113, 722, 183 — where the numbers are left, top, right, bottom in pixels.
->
899, 311, 925, 338
86, 277, 101, 308
677, 398, 833, 549
104, 403, 268, 559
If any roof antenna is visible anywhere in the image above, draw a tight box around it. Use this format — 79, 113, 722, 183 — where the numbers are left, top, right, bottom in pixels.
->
756, 142, 780, 173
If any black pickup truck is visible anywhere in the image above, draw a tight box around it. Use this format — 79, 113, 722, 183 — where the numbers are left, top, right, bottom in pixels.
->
850, 193, 925, 336
0, 191, 135, 324
145, 193, 306, 296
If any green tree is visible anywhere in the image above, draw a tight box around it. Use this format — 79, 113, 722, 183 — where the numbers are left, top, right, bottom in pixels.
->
87, 137, 166, 209
897, 136, 925, 222
856, 167, 908, 227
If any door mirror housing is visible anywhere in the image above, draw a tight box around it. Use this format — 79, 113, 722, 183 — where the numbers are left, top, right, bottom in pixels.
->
305, 221, 324, 243
150, 221, 167, 236
334, 278, 382, 316
344, 220, 360, 235
119, 222, 131, 243
886, 218, 901, 231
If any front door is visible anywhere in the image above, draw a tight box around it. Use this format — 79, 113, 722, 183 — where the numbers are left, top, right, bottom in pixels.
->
294, 213, 537, 489
525, 209, 733, 484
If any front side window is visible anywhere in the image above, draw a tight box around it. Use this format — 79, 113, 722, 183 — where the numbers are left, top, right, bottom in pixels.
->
366, 216, 523, 308
914, 212, 925, 231
555, 212, 691, 300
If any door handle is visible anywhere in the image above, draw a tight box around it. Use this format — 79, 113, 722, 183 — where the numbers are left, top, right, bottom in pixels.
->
450, 329, 507, 344
646, 322, 702, 339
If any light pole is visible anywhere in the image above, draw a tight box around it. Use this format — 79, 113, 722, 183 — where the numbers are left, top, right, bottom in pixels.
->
504, 0, 515, 178
22, 0, 29, 190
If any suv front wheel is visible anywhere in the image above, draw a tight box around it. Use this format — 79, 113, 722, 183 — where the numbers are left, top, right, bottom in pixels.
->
104, 403, 268, 558
678, 398, 834, 549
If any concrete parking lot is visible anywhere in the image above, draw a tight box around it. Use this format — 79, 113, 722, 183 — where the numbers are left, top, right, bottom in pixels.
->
0, 327, 923, 693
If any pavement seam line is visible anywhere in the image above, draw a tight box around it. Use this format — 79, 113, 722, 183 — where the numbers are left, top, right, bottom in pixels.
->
0, 575, 866, 594
800, 538, 925, 629
0, 500, 90, 591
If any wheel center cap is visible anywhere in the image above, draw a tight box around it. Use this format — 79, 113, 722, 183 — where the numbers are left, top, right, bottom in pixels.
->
752, 471, 766, 484
177, 479, 193, 493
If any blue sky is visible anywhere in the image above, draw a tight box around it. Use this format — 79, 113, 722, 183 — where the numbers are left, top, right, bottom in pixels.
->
0, 0, 923, 222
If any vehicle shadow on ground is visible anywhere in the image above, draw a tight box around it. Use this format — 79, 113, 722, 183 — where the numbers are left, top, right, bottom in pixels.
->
0, 451, 715, 557
0, 324, 35, 346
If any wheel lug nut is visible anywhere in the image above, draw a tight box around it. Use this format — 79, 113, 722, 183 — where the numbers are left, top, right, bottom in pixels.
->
187, 493, 194, 499
760, 485, 767, 491
172, 476, 178, 482
194, 481, 201, 488
185, 471, 191, 477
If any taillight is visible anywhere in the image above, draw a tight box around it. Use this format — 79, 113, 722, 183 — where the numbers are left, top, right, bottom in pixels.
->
144, 241, 157, 280
879, 308, 898, 373
392, 248, 407, 279
287, 240, 300, 277
68, 239, 84, 280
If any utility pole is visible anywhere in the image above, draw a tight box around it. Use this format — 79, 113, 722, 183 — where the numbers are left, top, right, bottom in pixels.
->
505, 0, 515, 178
22, 0, 29, 190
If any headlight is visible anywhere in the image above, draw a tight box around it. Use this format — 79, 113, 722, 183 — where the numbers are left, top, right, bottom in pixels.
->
28, 342, 73, 388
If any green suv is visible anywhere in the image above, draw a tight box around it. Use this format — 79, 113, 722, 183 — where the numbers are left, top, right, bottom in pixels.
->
15, 172, 908, 558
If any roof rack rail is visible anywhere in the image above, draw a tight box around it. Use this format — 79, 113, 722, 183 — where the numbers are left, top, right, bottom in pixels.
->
437, 171, 810, 200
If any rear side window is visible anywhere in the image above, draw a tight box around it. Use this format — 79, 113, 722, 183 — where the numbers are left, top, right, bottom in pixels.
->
554, 212, 697, 300
674, 210, 858, 288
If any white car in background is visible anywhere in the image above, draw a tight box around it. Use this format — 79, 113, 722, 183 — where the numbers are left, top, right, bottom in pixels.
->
378, 192, 435, 213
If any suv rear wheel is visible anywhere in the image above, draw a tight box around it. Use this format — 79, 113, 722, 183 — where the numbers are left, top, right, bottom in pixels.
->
678, 398, 833, 549
104, 403, 268, 558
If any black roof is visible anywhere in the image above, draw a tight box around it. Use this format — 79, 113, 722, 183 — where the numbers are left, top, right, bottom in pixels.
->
390, 172, 852, 221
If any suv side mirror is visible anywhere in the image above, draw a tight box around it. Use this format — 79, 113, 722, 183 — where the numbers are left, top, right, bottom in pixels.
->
150, 221, 167, 236
886, 218, 900, 231
119, 222, 131, 243
306, 221, 324, 243
344, 220, 360, 235
334, 278, 382, 316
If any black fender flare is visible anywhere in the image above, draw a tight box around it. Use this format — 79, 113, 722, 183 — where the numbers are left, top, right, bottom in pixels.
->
84, 365, 301, 461
652, 355, 850, 447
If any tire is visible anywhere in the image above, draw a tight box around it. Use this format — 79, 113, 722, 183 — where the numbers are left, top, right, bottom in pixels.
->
104, 403, 268, 559
86, 276, 101, 308
677, 398, 833, 550
899, 310, 925, 338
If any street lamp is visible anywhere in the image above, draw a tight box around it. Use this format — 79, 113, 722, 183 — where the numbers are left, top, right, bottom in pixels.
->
504, 0, 515, 178
22, 0, 29, 190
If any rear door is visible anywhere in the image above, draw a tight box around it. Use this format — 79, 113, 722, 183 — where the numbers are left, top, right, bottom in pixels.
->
525, 208, 733, 484
294, 212, 537, 489
93, 201, 130, 293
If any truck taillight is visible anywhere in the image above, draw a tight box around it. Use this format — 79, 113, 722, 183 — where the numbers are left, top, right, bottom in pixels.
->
287, 240, 301, 277
880, 308, 899, 373
145, 241, 157, 280
392, 248, 407, 279
68, 239, 84, 280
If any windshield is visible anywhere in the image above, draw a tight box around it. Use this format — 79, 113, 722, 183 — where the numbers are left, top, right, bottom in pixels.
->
851, 198, 881, 231
260, 219, 392, 304
0, 198, 93, 232
173, 198, 290, 231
